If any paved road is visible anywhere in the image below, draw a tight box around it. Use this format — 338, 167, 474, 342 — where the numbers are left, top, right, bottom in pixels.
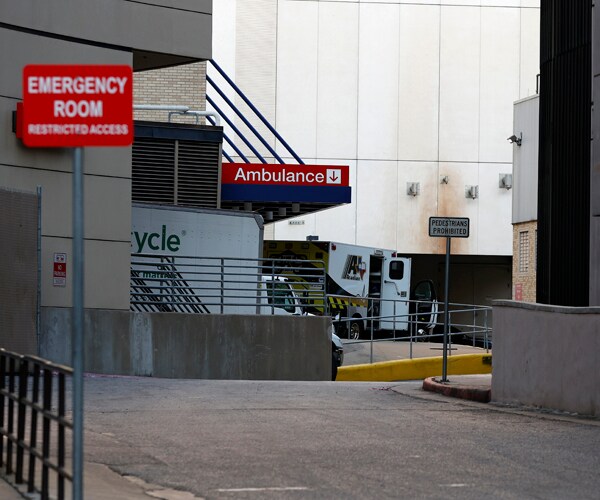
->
79, 375, 600, 499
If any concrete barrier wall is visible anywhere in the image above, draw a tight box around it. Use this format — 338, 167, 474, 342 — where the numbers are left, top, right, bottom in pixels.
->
40, 308, 331, 380
492, 301, 600, 417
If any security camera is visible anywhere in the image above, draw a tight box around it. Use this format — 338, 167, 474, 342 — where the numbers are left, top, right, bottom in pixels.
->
507, 133, 522, 146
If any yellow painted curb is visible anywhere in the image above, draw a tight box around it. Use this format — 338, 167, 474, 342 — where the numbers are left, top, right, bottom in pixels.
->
336, 353, 492, 382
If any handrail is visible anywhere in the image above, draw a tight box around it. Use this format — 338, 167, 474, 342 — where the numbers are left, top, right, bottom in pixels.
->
206, 95, 266, 163
327, 292, 493, 357
208, 59, 305, 165
206, 115, 249, 163
0, 349, 73, 499
130, 254, 327, 315
206, 76, 283, 163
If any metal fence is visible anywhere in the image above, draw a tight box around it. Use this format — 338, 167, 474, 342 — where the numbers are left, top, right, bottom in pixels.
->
332, 295, 492, 363
0, 349, 72, 499
130, 254, 327, 315
130, 254, 492, 355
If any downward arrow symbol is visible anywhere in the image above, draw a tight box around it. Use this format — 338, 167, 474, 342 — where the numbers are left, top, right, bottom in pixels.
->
326, 168, 342, 184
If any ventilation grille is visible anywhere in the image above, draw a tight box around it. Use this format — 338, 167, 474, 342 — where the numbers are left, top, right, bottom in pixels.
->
132, 137, 220, 208
132, 138, 175, 204
177, 140, 220, 208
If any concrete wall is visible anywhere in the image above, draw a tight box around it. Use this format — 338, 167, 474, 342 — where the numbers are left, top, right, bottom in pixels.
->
0, 0, 212, 70
40, 307, 332, 380
492, 301, 600, 417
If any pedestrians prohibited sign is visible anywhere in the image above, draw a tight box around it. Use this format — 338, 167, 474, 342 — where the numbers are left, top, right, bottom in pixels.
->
22, 64, 133, 147
428, 217, 470, 238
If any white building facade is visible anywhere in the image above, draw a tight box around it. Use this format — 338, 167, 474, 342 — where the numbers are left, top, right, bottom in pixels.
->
210, 1, 539, 265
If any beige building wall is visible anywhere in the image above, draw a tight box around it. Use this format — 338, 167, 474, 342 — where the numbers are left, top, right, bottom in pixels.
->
512, 221, 537, 302
0, 28, 133, 312
0, 1, 212, 318
134, 62, 207, 124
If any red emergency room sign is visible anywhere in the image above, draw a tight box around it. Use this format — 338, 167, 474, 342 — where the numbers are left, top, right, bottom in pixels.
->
21, 64, 133, 147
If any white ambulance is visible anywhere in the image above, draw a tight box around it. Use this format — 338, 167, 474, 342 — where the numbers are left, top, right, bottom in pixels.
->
263, 240, 438, 339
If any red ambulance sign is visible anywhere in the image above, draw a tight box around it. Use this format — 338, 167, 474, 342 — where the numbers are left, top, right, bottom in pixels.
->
22, 65, 133, 147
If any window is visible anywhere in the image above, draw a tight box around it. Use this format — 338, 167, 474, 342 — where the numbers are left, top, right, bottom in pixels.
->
519, 231, 529, 273
389, 261, 404, 280
267, 282, 296, 313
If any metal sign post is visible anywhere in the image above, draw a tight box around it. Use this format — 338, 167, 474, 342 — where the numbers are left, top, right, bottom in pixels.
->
72, 147, 84, 500
442, 237, 451, 382
428, 217, 470, 382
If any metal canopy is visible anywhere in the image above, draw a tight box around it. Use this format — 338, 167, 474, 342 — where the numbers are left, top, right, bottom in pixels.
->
220, 200, 344, 224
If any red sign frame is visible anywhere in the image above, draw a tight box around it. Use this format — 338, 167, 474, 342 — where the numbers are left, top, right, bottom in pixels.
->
222, 163, 350, 187
22, 64, 133, 147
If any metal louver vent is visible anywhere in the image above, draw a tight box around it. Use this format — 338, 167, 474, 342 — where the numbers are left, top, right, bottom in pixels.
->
177, 140, 220, 208
132, 123, 222, 209
132, 138, 175, 204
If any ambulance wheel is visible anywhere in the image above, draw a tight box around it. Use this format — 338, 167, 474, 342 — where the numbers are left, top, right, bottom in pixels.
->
349, 320, 364, 340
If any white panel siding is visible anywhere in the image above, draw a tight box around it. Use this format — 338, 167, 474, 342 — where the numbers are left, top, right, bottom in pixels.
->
208, 0, 237, 146
478, 163, 513, 255
356, 161, 398, 249
520, 7, 541, 99
437, 162, 480, 255
397, 4, 440, 162
314, 159, 358, 243
235, 0, 278, 159
357, 3, 400, 161
479, 7, 520, 163
438, 6, 480, 162
396, 162, 440, 253
316, 2, 359, 160
512, 95, 539, 223
276, 1, 319, 159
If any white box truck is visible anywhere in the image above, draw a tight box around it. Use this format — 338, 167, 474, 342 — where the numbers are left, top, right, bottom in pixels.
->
130, 204, 325, 316
131, 203, 271, 314
263, 240, 439, 339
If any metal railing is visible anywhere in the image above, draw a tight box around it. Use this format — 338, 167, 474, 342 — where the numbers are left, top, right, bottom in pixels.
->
207, 59, 305, 165
330, 295, 492, 363
131, 254, 327, 315
0, 349, 72, 499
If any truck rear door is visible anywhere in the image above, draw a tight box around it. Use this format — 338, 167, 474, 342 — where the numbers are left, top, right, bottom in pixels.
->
379, 257, 411, 332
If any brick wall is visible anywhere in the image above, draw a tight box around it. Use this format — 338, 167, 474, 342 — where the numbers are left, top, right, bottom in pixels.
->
512, 220, 537, 302
133, 62, 206, 124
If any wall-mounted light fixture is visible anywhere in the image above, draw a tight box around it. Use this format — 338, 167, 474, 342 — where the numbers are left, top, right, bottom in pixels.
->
465, 185, 479, 199
499, 173, 513, 190
407, 182, 420, 196
278, 207, 287, 217
507, 133, 522, 146
264, 211, 273, 221
292, 203, 300, 213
